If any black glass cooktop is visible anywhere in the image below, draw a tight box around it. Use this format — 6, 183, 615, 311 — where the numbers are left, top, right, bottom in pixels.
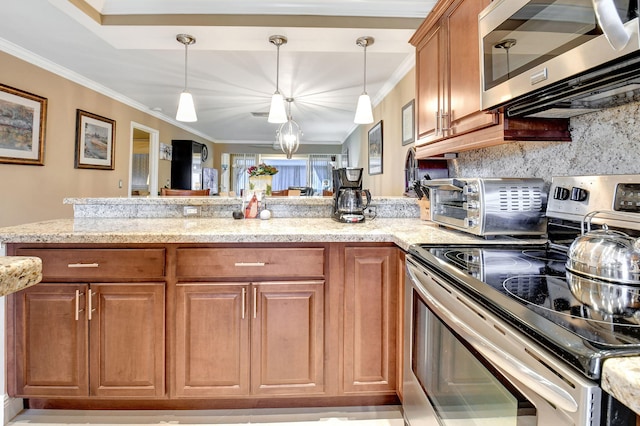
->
409, 244, 640, 379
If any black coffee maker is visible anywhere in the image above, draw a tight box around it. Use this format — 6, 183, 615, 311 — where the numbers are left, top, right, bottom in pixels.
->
331, 168, 371, 223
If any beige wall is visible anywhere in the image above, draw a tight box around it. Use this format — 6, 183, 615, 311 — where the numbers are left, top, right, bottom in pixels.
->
344, 68, 415, 196
0, 51, 211, 227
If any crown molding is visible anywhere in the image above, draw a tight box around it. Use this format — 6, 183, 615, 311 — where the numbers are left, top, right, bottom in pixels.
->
0, 36, 214, 143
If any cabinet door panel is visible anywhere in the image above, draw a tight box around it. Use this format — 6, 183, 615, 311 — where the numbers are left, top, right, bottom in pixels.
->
446, 0, 496, 136
344, 247, 397, 394
13, 284, 88, 397
174, 283, 250, 397
252, 281, 325, 395
90, 283, 165, 397
416, 25, 444, 142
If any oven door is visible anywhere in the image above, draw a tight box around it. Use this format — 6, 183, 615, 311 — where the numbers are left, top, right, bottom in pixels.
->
403, 256, 601, 426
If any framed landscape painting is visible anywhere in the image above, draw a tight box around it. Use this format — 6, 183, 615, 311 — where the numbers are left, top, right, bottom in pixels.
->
0, 84, 47, 165
75, 109, 115, 170
368, 120, 383, 175
402, 99, 415, 145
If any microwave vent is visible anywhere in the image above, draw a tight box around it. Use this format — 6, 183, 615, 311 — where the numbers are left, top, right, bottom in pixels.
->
497, 185, 544, 212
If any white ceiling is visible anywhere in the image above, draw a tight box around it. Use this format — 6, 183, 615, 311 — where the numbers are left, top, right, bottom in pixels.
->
0, 0, 436, 147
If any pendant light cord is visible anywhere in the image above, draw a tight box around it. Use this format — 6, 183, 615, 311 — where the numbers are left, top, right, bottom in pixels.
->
362, 43, 367, 94
184, 43, 189, 90
275, 43, 281, 94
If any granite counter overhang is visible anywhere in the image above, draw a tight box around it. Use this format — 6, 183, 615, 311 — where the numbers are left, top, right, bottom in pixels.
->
0, 256, 42, 296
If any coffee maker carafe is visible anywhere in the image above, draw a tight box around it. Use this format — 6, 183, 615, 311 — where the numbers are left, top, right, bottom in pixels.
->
331, 168, 371, 223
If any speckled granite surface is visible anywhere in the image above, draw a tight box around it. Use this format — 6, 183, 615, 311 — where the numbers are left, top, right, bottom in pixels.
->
65, 196, 420, 219
0, 256, 42, 296
602, 357, 640, 416
0, 217, 514, 252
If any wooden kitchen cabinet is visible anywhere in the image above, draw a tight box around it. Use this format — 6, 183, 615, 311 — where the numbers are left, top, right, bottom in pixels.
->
343, 246, 398, 394
412, 0, 494, 144
173, 246, 326, 398
174, 283, 250, 397
12, 284, 88, 397
10, 282, 165, 398
7, 246, 166, 399
410, 0, 570, 157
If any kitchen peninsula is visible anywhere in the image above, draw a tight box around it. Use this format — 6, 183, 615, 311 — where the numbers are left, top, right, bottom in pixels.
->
0, 196, 638, 420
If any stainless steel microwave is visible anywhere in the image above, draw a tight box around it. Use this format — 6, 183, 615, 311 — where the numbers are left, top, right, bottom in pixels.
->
479, 0, 640, 118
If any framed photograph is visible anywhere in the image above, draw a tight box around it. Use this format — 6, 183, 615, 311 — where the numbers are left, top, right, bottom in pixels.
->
0, 84, 47, 165
159, 142, 172, 161
368, 120, 383, 175
75, 109, 115, 170
402, 99, 415, 145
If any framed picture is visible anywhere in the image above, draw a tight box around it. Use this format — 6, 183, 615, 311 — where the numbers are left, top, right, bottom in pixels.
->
159, 142, 172, 161
0, 84, 47, 165
402, 99, 415, 145
75, 109, 115, 170
368, 120, 383, 175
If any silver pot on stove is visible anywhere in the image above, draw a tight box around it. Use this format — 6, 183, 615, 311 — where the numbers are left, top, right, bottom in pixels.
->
566, 211, 640, 314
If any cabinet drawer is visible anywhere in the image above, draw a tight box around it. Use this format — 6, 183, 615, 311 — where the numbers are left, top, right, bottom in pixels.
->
14, 248, 166, 280
176, 248, 325, 279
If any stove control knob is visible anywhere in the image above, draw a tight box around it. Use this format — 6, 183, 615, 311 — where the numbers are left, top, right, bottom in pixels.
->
553, 186, 570, 200
570, 187, 588, 202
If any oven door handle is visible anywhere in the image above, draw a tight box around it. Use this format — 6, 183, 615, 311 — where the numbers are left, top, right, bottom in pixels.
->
409, 265, 579, 413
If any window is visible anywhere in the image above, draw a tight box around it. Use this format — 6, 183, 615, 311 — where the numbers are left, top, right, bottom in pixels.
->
228, 153, 342, 196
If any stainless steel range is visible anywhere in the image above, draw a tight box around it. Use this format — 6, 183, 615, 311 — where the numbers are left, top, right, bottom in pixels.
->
404, 175, 640, 426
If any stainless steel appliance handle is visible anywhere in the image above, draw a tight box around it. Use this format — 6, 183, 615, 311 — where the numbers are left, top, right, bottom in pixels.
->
593, 0, 631, 50
406, 263, 579, 413
582, 209, 640, 234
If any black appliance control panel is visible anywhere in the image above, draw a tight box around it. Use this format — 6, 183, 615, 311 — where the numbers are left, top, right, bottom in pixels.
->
614, 183, 640, 212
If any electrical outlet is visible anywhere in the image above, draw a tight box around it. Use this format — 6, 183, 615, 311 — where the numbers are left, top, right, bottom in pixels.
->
366, 206, 377, 218
183, 206, 200, 216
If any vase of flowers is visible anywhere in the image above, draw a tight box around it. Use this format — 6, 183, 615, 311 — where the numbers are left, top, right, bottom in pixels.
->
248, 163, 278, 195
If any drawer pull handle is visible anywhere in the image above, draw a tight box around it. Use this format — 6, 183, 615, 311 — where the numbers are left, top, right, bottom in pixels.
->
234, 262, 266, 267
75, 290, 84, 321
253, 287, 257, 319
88, 289, 96, 320
241, 288, 246, 320
68, 263, 99, 268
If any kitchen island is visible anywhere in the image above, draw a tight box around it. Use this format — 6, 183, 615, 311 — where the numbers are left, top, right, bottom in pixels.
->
0, 197, 638, 419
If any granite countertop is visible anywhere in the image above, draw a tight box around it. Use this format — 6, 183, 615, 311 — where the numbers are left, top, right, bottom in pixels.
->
0, 217, 501, 251
0, 256, 42, 296
602, 357, 640, 416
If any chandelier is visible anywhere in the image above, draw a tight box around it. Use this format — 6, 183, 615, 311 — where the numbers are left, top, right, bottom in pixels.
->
276, 98, 301, 159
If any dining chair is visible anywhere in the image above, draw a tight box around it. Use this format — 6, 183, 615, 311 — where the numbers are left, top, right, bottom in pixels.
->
160, 188, 210, 196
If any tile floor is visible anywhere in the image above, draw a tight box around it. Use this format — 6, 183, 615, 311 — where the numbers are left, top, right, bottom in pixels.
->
8, 406, 405, 425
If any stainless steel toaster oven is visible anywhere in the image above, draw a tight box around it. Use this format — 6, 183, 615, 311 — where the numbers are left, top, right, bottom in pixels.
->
423, 178, 547, 237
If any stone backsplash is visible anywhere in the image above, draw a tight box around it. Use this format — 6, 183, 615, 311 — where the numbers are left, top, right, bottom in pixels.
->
450, 101, 640, 182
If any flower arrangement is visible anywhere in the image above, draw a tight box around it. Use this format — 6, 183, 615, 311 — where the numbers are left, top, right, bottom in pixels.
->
247, 163, 278, 177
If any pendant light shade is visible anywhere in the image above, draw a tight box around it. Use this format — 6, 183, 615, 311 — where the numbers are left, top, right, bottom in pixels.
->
176, 34, 197, 122
268, 35, 288, 124
269, 92, 287, 124
176, 92, 197, 122
354, 36, 374, 124
277, 98, 301, 159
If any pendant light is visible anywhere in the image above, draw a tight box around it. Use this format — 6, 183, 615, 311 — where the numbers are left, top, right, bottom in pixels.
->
354, 36, 374, 124
176, 34, 197, 122
268, 35, 288, 124
277, 98, 301, 159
